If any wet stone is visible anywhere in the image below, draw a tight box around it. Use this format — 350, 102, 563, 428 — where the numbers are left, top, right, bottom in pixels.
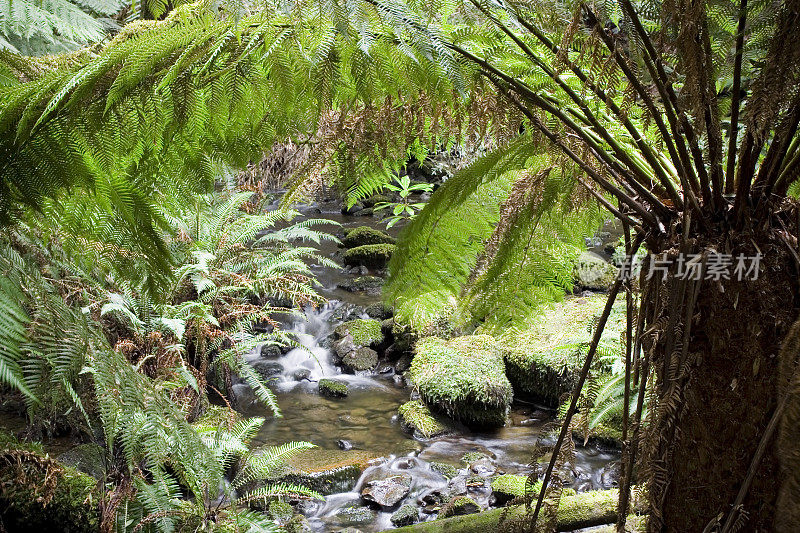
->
335, 506, 376, 526
250, 360, 284, 379
361, 473, 412, 508
291, 368, 311, 381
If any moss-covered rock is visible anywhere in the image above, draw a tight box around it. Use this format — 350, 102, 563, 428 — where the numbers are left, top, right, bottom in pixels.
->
268, 499, 294, 522
341, 347, 379, 372
337, 275, 385, 294
361, 472, 412, 507
490, 474, 541, 504
410, 335, 512, 427
343, 243, 396, 269
397, 400, 453, 439
342, 226, 396, 248
363, 194, 392, 208
335, 319, 384, 347
572, 251, 619, 291
460, 452, 490, 465
319, 378, 349, 398
0, 449, 100, 533
56, 443, 106, 480
438, 496, 480, 518
273, 448, 379, 495
501, 295, 625, 406
391, 504, 420, 526
336, 505, 377, 525
285, 514, 313, 533
430, 462, 459, 479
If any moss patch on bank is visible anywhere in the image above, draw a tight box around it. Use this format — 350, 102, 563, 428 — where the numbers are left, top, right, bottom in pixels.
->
500, 295, 625, 406
410, 335, 512, 427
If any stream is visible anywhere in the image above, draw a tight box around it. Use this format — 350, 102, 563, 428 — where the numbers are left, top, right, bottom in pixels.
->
235, 199, 621, 532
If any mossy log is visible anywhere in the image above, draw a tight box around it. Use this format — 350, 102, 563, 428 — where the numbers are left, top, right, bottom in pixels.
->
387, 489, 636, 532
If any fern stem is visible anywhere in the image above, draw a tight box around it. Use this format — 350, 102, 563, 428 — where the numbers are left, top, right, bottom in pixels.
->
724, 0, 748, 195
481, 2, 680, 216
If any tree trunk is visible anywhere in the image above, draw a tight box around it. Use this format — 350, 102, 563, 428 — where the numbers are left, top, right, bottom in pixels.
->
639, 218, 799, 532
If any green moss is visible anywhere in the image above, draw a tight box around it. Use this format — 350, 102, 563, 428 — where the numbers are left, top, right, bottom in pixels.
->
0, 449, 100, 533
490, 474, 538, 500
429, 462, 459, 479
343, 243, 396, 269
410, 335, 512, 427
336, 505, 377, 524
268, 500, 294, 521
343, 226, 396, 248
342, 346, 378, 371
337, 275, 384, 293
319, 378, 349, 398
391, 504, 420, 526
501, 295, 625, 406
336, 318, 384, 347
275, 448, 379, 495
285, 514, 313, 533
460, 451, 489, 465
438, 496, 480, 518
398, 400, 452, 438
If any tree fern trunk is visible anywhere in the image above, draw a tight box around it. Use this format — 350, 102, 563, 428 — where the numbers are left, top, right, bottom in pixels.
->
639, 218, 799, 532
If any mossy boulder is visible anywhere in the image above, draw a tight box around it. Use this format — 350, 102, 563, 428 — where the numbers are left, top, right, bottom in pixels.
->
336, 505, 377, 525
572, 251, 619, 291
361, 472, 412, 507
410, 335, 512, 427
56, 443, 106, 480
343, 226, 396, 248
337, 275, 385, 294
273, 448, 379, 495
319, 378, 349, 398
341, 347, 379, 372
490, 474, 541, 504
335, 319, 384, 347
397, 400, 454, 439
363, 194, 392, 208
343, 243, 395, 269
285, 514, 313, 533
430, 462, 459, 479
0, 449, 100, 533
391, 504, 420, 526
438, 496, 480, 518
501, 295, 625, 406
268, 499, 294, 522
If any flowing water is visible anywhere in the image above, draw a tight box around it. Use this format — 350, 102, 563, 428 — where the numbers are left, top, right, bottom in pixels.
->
234, 199, 621, 532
